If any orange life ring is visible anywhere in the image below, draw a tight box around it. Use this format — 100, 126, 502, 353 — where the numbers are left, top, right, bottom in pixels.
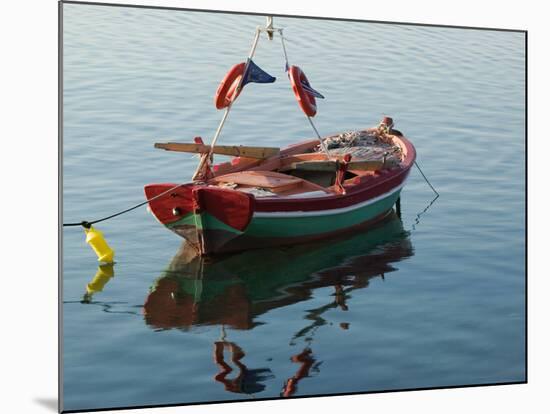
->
214, 62, 246, 110
289, 65, 317, 117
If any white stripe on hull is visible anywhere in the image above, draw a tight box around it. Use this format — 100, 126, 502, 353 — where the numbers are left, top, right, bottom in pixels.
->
253, 181, 406, 218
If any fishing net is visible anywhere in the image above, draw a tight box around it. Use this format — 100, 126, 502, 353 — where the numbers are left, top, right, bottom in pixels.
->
315, 130, 402, 163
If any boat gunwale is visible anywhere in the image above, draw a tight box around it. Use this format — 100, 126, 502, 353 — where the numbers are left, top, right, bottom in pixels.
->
144, 129, 416, 233
207, 129, 416, 211
248, 133, 416, 211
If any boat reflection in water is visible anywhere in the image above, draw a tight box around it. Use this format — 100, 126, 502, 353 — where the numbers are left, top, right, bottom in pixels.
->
143, 211, 414, 397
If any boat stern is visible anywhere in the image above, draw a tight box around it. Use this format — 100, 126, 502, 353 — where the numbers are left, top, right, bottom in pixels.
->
144, 183, 255, 255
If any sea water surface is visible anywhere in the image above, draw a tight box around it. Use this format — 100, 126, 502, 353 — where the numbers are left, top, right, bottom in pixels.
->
62, 4, 526, 411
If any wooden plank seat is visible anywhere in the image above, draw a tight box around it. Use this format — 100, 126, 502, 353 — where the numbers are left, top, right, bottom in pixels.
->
210, 171, 304, 193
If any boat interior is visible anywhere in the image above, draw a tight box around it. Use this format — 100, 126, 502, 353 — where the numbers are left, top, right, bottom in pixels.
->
156, 128, 406, 198
208, 130, 405, 197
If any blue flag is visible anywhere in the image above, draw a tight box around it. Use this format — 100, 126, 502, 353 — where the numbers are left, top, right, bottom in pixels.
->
242, 59, 276, 86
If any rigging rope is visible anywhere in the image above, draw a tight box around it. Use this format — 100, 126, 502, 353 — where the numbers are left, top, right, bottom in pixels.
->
279, 29, 290, 70
278, 28, 331, 158
307, 117, 331, 158
192, 27, 262, 180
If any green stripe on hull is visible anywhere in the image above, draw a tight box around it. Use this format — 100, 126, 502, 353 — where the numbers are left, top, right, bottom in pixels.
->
166, 212, 196, 228
166, 190, 400, 239
167, 211, 243, 234
246, 190, 401, 237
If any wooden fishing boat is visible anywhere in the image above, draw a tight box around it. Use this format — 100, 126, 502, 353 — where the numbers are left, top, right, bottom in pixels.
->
145, 18, 416, 255
145, 119, 416, 255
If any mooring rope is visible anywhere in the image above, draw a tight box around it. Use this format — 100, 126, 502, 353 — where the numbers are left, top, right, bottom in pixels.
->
414, 160, 439, 197
411, 193, 439, 231
62, 183, 185, 228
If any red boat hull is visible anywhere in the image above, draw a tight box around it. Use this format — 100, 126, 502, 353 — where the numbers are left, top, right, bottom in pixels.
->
145, 134, 416, 255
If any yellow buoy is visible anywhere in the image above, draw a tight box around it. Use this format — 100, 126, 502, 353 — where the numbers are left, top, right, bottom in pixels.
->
84, 225, 115, 263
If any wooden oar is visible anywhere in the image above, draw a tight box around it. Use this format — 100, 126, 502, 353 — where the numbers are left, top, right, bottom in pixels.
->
154, 142, 280, 159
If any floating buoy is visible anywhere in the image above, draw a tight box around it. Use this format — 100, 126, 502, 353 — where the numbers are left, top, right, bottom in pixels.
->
84, 226, 115, 263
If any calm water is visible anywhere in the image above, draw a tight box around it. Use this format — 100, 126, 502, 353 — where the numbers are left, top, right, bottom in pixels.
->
62, 4, 526, 412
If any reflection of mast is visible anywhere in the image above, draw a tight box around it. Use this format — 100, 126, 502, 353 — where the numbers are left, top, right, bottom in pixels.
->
334, 284, 348, 311
212, 328, 274, 395
290, 283, 354, 346
281, 282, 355, 396
281, 348, 316, 397
213, 340, 248, 394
